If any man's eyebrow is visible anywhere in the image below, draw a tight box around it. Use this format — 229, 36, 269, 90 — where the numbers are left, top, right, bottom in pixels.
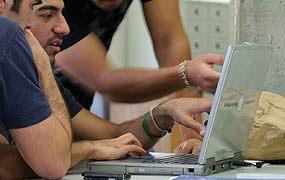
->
31, 0, 42, 9
37, 5, 59, 11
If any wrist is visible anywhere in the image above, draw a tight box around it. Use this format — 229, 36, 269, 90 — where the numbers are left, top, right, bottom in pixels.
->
151, 104, 174, 131
150, 105, 172, 133
72, 141, 93, 165
142, 112, 166, 139
178, 60, 200, 93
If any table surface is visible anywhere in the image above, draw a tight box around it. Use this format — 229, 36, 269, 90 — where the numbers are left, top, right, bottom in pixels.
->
63, 164, 285, 180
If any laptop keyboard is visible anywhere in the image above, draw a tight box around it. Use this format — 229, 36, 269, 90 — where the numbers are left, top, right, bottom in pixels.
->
141, 154, 199, 165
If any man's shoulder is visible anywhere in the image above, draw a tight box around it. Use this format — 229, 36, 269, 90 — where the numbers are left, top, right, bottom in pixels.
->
0, 17, 23, 59
0, 17, 21, 37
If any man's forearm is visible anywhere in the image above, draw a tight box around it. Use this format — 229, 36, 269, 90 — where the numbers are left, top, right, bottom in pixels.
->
36, 59, 71, 139
102, 31, 191, 103
153, 24, 203, 141
154, 34, 191, 67
99, 67, 186, 103
35, 60, 73, 165
114, 98, 210, 150
71, 141, 91, 168
26, 30, 72, 141
43, 70, 72, 137
114, 113, 172, 150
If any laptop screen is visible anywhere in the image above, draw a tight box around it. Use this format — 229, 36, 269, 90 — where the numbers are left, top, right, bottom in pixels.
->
199, 44, 273, 164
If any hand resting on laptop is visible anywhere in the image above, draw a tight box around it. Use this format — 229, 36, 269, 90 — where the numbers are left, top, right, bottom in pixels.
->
73, 98, 212, 163
173, 138, 202, 155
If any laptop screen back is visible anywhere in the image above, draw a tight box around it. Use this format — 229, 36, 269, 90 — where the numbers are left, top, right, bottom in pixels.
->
199, 44, 273, 164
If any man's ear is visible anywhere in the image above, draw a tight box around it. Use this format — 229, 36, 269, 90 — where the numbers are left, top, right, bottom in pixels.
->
0, 0, 5, 12
25, 18, 32, 30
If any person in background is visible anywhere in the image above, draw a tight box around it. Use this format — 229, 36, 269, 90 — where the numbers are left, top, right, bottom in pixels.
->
55, 0, 225, 143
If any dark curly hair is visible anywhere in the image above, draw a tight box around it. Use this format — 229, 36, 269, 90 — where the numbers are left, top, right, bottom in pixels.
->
10, 0, 22, 14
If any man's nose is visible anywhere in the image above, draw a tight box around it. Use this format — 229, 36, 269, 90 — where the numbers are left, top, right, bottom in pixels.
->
54, 15, 70, 37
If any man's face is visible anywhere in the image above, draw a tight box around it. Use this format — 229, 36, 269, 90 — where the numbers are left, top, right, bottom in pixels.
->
27, 0, 69, 64
2, 0, 41, 28
91, 0, 123, 10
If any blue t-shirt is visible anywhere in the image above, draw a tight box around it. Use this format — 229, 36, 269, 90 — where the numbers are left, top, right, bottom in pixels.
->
0, 17, 52, 140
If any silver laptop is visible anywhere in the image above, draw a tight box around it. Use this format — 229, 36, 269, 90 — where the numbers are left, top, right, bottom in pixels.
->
87, 44, 273, 176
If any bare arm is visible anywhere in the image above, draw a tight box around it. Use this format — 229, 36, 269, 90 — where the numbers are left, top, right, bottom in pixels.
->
55, 33, 186, 102
9, 30, 72, 179
55, 33, 223, 103
142, 0, 191, 67
115, 98, 212, 150
143, 0, 224, 92
71, 98, 211, 154
142, 0, 224, 141
36, 97, 208, 166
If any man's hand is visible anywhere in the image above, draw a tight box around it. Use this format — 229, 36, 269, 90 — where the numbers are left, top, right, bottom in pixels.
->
187, 54, 225, 93
155, 98, 212, 137
173, 139, 202, 154
85, 133, 147, 161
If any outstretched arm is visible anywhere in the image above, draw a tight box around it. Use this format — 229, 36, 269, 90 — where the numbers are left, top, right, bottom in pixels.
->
116, 98, 212, 150
71, 98, 212, 152
55, 33, 185, 102
55, 33, 224, 103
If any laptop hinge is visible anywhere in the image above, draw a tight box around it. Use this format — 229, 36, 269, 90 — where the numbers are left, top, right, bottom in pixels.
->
205, 157, 216, 166
206, 151, 243, 165
233, 151, 244, 161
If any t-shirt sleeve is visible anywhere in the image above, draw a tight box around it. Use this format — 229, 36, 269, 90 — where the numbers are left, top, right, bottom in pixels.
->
0, 26, 52, 130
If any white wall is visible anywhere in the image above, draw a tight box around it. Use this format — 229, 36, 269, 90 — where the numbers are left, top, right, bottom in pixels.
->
124, 0, 158, 68
108, 0, 158, 69
236, 0, 285, 96
107, 17, 127, 68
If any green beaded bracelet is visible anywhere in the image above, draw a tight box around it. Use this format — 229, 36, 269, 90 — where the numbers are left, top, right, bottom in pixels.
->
142, 112, 166, 139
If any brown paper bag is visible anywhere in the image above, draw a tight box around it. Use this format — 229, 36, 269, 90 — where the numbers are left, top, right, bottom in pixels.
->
244, 91, 285, 160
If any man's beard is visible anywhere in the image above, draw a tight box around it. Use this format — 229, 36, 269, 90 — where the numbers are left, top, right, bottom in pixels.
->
50, 54, 56, 66
44, 36, 62, 66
